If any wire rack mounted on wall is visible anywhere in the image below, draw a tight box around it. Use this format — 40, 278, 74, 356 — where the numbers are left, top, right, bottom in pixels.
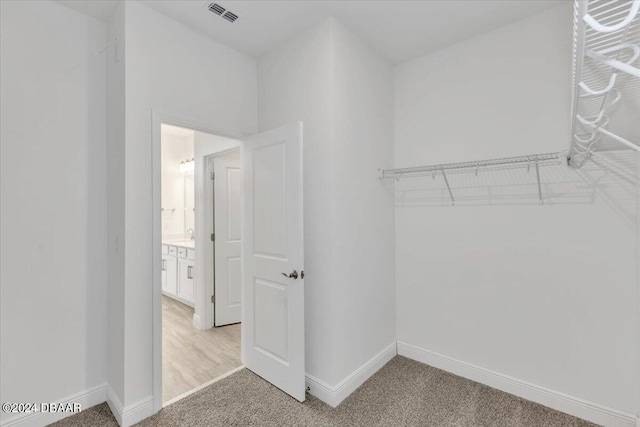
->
568, 0, 640, 171
380, 1, 639, 207
379, 152, 566, 206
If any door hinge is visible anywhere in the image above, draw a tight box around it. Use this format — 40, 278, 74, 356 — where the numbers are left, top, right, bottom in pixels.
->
211, 233, 215, 242
210, 172, 215, 180
211, 295, 215, 303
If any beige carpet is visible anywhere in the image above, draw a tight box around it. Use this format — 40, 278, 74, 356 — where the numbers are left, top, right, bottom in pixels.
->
50, 356, 596, 427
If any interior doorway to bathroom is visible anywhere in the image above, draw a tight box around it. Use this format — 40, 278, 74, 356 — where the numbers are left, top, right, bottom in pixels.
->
153, 116, 306, 410
159, 123, 242, 405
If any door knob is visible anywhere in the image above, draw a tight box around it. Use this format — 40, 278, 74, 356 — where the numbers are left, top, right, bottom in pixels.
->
282, 270, 298, 279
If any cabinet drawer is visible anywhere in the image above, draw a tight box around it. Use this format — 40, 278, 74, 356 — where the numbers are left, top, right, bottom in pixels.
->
162, 245, 169, 255
168, 246, 177, 256
178, 247, 187, 258
187, 249, 195, 260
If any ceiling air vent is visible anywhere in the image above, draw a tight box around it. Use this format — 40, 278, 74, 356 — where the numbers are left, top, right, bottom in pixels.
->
208, 3, 225, 16
208, 3, 239, 23
222, 11, 239, 23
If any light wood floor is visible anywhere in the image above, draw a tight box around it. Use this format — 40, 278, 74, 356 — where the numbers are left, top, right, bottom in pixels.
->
162, 295, 241, 403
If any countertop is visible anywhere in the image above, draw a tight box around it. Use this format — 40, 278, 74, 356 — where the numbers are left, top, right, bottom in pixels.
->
162, 239, 195, 249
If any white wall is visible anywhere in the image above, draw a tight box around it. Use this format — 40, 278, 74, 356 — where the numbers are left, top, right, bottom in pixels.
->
394, 4, 638, 416
637, 152, 640, 419
330, 22, 396, 383
259, 18, 395, 391
106, 0, 126, 406
119, 0, 257, 411
0, 0, 108, 422
259, 18, 338, 385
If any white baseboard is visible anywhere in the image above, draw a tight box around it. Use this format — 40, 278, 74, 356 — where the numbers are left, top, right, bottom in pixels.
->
122, 396, 154, 427
106, 386, 153, 427
192, 313, 202, 330
397, 341, 637, 427
306, 342, 396, 407
192, 313, 214, 330
1, 383, 107, 427
106, 385, 124, 426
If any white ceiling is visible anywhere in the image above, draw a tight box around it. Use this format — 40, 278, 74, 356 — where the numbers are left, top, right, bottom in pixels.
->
56, 0, 561, 64
54, 0, 118, 23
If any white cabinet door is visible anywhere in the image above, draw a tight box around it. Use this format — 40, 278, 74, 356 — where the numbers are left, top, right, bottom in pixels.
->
177, 258, 195, 304
214, 154, 242, 326
242, 122, 305, 402
162, 254, 178, 295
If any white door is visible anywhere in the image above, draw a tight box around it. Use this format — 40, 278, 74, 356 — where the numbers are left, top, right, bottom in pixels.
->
242, 122, 305, 401
214, 152, 242, 326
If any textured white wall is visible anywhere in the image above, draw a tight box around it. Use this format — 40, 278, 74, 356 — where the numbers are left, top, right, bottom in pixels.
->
394, 4, 638, 414
0, 0, 108, 421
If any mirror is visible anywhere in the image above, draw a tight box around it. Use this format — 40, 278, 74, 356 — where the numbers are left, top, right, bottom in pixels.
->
184, 174, 195, 235
161, 123, 195, 241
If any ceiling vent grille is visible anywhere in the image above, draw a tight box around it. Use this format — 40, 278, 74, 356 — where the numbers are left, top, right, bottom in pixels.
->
208, 3, 239, 23
222, 11, 239, 23
208, 3, 225, 16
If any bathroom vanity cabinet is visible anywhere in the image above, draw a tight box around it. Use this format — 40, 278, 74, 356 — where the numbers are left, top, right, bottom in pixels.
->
162, 243, 195, 307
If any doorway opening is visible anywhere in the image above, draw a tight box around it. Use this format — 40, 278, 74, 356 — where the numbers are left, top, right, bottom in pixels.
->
159, 122, 243, 405
153, 116, 305, 412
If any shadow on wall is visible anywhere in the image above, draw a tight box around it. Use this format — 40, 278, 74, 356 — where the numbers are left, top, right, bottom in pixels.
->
382, 150, 637, 228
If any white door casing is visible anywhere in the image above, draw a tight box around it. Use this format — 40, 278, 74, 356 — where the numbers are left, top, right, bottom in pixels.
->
242, 122, 305, 401
214, 153, 242, 326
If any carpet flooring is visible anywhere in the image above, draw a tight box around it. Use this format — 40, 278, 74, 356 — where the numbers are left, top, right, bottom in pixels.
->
50, 356, 596, 427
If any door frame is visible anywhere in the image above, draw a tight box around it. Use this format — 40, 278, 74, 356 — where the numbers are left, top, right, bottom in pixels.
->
202, 148, 242, 329
151, 110, 248, 412
208, 150, 244, 328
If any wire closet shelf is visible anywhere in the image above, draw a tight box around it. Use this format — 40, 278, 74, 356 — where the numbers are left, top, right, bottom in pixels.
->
380, 0, 638, 207
568, 0, 640, 169
379, 152, 564, 206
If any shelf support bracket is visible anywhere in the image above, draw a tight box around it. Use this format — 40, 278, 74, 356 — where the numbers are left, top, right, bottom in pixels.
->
441, 168, 455, 206
535, 160, 543, 205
